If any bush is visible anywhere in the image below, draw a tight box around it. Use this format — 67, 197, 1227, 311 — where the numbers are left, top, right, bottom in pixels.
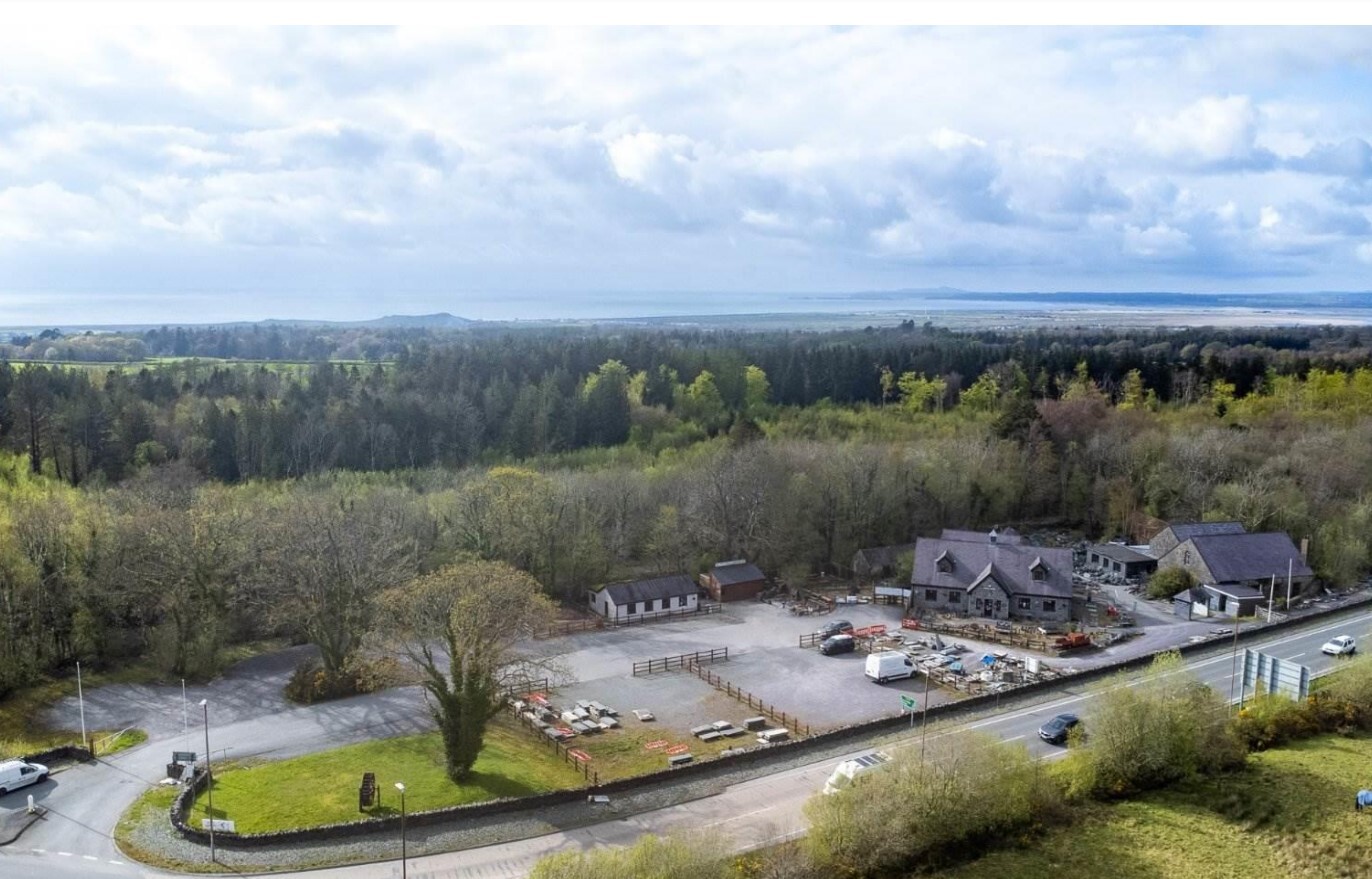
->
1067, 651, 1245, 799
283, 655, 403, 704
529, 833, 726, 879
804, 734, 1069, 877
1146, 566, 1195, 600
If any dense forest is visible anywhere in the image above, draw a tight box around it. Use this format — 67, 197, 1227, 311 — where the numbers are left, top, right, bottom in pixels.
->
3, 322, 1372, 700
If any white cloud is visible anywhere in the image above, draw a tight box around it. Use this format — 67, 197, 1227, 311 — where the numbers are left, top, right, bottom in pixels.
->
2, 26, 1372, 321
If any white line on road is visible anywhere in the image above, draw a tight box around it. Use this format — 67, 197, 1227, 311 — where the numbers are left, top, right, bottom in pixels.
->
1288, 653, 1306, 660
83, 855, 99, 861
57, 851, 73, 856
29, 849, 45, 854
1003, 735, 1025, 742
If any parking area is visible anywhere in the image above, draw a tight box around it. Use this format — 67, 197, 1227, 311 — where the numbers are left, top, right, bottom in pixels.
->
531, 593, 1239, 741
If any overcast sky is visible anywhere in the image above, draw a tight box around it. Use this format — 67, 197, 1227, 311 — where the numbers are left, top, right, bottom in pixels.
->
3, 25, 1372, 324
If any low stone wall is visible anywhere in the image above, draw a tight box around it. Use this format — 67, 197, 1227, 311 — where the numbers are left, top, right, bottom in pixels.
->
170, 591, 1372, 848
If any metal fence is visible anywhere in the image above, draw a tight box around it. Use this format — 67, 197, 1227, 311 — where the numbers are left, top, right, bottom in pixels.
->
632, 647, 729, 677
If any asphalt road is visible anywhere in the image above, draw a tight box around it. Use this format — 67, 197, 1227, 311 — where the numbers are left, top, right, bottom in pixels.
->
3, 603, 1368, 879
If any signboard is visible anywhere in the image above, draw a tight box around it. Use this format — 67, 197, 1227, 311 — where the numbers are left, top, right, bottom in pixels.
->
202, 819, 236, 833
1240, 648, 1310, 702
900, 694, 917, 712
172, 751, 196, 764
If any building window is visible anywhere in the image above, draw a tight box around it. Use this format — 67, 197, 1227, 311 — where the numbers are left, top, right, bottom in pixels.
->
1043, 600, 1056, 612
1183, 550, 1192, 565
1031, 565, 1047, 581
947, 591, 961, 603
1017, 597, 1031, 610
628, 602, 638, 614
925, 589, 938, 602
975, 598, 983, 610
677, 595, 687, 608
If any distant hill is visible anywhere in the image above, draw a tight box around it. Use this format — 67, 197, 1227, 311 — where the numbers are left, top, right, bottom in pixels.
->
255, 312, 476, 329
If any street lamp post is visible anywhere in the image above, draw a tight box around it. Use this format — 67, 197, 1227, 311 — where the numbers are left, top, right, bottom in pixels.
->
199, 699, 215, 863
395, 781, 407, 879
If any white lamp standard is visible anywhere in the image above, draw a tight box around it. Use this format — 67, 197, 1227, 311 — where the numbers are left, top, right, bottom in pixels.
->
198, 699, 215, 863
394, 781, 407, 879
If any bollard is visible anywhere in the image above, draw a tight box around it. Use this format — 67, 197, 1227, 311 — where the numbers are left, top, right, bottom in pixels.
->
27, 794, 36, 814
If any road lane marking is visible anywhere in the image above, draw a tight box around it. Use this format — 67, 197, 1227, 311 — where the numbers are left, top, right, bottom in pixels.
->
57, 851, 73, 856
1288, 653, 1305, 660
1003, 734, 1025, 742
83, 855, 99, 861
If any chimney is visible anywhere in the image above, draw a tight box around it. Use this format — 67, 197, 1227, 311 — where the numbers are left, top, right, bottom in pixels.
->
1300, 537, 1309, 561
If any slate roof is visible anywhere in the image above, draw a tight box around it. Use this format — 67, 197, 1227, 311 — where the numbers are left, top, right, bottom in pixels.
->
853, 544, 917, 568
710, 561, 766, 586
1166, 521, 1246, 542
600, 574, 699, 606
1204, 582, 1266, 601
912, 538, 1072, 600
939, 527, 1025, 545
1175, 585, 1212, 604
1090, 543, 1155, 564
1187, 532, 1313, 584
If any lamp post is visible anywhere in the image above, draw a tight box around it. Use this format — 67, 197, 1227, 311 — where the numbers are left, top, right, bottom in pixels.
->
394, 781, 407, 879
199, 699, 215, 863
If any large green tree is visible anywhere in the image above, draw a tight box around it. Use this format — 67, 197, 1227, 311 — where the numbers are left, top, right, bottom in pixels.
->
379, 560, 556, 781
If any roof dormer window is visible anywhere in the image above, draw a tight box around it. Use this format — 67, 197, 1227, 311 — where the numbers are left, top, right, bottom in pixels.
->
935, 550, 953, 574
1030, 556, 1047, 581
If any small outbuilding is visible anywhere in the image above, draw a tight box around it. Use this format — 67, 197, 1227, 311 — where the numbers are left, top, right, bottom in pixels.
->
851, 543, 916, 581
701, 560, 767, 602
1172, 582, 1266, 619
1087, 543, 1158, 579
588, 574, 700, 622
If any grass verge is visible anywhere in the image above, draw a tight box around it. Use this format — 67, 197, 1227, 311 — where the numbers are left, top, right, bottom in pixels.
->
935, 734, 1372, 879
188, 719, 585, 833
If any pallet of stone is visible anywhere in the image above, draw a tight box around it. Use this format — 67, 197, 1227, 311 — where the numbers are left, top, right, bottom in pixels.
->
591, 702, 616, 716
576, 699, 593, 710
718, 726, 746, 737
697, 730, 724, 743
690, 723, 716, 737
668, 753, 694, 767
710, 720, 733, 731
632, 709, 655, 722
597, 717, 620, 730
743, 717, 768, 731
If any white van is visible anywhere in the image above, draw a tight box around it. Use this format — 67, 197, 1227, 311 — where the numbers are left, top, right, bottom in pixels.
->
822, 751, 891, 795
865, 651, 915, 683
0, 759, 49, 796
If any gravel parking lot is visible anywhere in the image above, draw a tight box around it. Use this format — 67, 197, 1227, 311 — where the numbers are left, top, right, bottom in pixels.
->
536, 602, 955, 734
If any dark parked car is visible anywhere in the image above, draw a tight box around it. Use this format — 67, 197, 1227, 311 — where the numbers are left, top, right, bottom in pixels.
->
1037, 713, 1080, 745
815, 619, 855, 639
820, 634, 857, 656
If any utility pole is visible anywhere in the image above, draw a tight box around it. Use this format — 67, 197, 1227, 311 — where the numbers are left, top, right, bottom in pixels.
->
1286, 558, 1293, 610
77, 661, 87, 753
1267, 575, 1275, 622
1228, 615, 1242, 708
919, 669, 931, 762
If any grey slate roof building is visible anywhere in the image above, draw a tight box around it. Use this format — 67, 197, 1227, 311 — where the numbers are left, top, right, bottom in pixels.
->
910, 535, 1072, 622
851, 543, 917, 580
940, 527, 1024, 545
1158, 530, 1314, 600
1148, 521, 1246, 559
588, 574, 701, 620
1087, 543, 1158, 578
702, 560, 768, 602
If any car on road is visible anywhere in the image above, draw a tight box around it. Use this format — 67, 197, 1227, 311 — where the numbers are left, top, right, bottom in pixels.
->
0, 759, 49, 796
820, 634, 856, 656
815, 619, 854, 639
1322, 635, 1357, 656
1037, 713, 1080, 745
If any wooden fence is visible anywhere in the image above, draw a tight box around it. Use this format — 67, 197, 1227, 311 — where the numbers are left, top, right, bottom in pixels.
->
684, 660, 811, 737
609, 604, 723, 628
509, 702, 601, 787
632, 647, 729, 677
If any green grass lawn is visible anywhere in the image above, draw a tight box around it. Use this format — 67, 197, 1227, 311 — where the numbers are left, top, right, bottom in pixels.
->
189, 720, 585, 833
935, 734, 1372, 879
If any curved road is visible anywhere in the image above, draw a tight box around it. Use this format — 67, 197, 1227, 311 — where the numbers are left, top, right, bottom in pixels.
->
3, 605, 1369, 879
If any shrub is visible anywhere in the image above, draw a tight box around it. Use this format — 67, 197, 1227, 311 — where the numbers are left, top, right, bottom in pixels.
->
283, 655, 403, 704
1146, 566, 1195, 600
1070, 651, 1245, 799
530, 833, 727, 879
804, 734, 1069, 877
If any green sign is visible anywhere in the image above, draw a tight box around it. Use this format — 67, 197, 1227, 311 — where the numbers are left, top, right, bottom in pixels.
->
173, 751, 197, 764
900, 694, 917, 711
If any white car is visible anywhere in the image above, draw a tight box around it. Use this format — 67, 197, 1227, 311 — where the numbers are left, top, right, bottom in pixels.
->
1322, 635, 1357, 656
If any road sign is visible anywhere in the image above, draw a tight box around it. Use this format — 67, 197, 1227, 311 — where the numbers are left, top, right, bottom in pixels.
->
900, 694, 917, 711
1241, 648, 1311, 702
172, 751, 196, 763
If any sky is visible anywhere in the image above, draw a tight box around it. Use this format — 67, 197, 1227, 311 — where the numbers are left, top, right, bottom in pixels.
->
3, 16, 1372, 324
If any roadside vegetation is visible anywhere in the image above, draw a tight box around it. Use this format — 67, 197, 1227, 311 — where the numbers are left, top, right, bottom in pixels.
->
528, 654, 1372, 879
